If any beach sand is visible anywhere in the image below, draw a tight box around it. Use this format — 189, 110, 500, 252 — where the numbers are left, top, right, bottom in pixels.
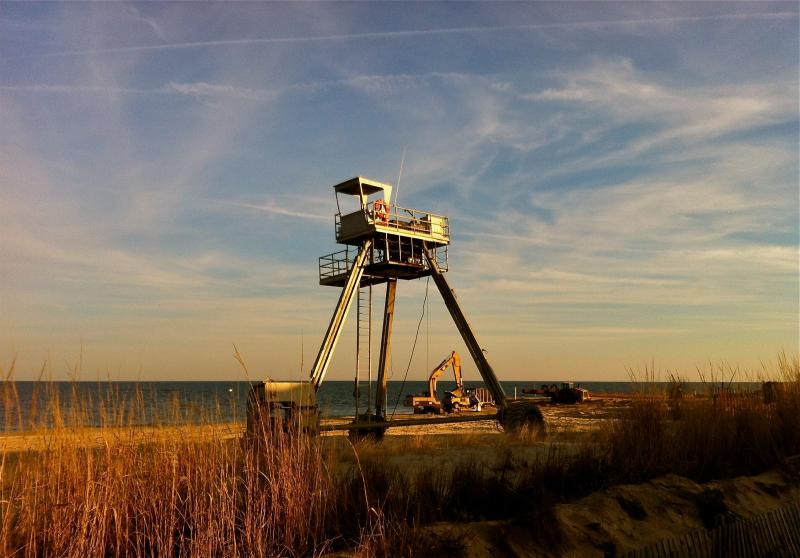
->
0, 395, 630, 453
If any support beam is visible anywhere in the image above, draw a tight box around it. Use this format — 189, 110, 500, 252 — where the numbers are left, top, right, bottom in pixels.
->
310, 240, 372, 389
423, 246, 508, 409
321, 411, 500, 432
374, 278, 397, 419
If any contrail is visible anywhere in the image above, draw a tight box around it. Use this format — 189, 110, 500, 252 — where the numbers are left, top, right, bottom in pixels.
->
215, 200, 330, 221
4, 12, 796, 60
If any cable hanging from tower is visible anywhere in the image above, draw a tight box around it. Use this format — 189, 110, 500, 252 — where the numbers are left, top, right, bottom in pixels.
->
390, 276, 429, 420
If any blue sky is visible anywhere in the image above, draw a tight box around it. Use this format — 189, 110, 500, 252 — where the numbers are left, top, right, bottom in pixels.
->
1, 2, 797, 381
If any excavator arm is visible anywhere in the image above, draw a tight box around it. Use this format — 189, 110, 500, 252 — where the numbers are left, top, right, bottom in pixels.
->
406, 350, 477, 415
428, 351, 460, 398
449, 352, 463, 393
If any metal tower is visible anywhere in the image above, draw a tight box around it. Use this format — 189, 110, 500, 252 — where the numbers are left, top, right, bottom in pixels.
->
309, 177, 507, 427
247, 176, 544, 438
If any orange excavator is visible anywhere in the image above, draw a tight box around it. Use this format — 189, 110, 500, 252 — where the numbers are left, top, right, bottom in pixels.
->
404, 351, 482, 414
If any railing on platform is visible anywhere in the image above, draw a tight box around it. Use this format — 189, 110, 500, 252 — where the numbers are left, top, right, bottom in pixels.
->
319, 248, 354, 282
335, 203, 450, 242
319, 244, 448, 283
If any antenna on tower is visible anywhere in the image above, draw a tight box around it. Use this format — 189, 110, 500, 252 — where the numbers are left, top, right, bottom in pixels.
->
393, 147, 406, 206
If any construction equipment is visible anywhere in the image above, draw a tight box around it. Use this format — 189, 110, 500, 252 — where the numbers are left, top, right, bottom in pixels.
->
404, 351, 482, 414
522, 382, 590, 404
247, 176, 544, 438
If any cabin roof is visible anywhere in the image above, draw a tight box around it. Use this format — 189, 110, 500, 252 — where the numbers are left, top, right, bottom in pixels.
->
333, 176, 392, 196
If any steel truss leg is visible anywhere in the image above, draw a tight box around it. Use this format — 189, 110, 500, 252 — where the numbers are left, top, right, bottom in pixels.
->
310, 240, 373, 389
374, 278, 397, 419
422, 246, 508, 409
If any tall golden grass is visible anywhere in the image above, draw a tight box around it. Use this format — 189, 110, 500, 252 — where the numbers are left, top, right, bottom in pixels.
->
0, 354, 798, 556
612, 352, 800, 482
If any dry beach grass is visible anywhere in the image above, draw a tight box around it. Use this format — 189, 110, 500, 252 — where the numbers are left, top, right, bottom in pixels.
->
0, 354, 798, 556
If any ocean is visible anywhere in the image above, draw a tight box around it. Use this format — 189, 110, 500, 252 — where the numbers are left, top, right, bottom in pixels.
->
0, 379, 755, 432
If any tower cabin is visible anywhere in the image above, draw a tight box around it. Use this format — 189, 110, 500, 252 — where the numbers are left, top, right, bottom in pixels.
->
319, 176, 450, 287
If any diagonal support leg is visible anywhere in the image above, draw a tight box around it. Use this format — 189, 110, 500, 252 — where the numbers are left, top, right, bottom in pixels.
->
310, 240, 373, 389
423, 246, 508, 410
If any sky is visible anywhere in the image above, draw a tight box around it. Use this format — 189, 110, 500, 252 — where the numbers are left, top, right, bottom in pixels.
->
1, 2, 798, 382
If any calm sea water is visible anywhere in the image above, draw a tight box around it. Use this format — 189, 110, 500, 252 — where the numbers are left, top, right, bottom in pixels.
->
0, 380, 756, 431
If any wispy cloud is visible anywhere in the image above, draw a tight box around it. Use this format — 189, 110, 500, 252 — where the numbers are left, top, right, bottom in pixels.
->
425, 56, 798, 333
124, 5, 167, 41
0, 83, 158, 94
165, 81, 279, 102
1, 4, 796, 379
214, 199, 330, 221
7, 11, 795, 59
0, 72, 465, 103
519, 59, 795, 161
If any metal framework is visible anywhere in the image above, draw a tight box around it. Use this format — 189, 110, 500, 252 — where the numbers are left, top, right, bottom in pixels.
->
309, 176, 508, 429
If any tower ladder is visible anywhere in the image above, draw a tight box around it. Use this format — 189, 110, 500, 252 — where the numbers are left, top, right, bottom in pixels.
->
356, 284, 373, 414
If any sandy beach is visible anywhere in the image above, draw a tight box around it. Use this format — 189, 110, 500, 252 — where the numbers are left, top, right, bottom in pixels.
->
0, 395, 631, 453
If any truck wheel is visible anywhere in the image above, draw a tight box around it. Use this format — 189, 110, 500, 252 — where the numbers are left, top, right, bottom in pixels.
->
502, 400, 545, 438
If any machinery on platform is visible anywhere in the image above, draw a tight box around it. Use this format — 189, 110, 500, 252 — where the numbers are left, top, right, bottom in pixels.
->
247, 176, 544, 438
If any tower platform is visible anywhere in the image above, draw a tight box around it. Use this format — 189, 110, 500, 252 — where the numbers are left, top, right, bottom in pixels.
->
319, 176, 450, 287
319, 245, 448, 287
332, 177, 450, 247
